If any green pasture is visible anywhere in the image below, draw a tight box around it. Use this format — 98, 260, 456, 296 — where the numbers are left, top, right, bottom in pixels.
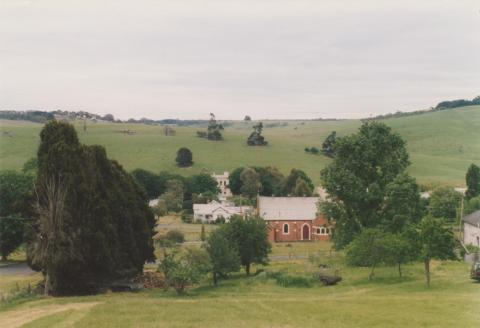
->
1, 217, 479, 327
1, 106, 480, 186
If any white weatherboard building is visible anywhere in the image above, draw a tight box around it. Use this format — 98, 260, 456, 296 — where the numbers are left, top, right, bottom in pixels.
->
463, 210, 480, 247
212, 172, 232, 198
193, 201, 252, 223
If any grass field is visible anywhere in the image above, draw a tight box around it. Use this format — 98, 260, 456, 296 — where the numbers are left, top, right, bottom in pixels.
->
1, 217, 479, 327
1, 106, 480, 187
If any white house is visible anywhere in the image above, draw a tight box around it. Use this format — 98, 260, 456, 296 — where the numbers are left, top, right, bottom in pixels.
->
463, 210, 480, 247
212, 172, 232, 198
193, 200, 252, 223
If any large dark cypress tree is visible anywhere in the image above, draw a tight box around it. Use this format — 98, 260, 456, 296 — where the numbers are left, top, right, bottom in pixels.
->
27, 121, 155, 295
466, 163, 480, 199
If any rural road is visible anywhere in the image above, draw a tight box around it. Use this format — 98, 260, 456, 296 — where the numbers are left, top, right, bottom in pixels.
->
0, 262, 35, 276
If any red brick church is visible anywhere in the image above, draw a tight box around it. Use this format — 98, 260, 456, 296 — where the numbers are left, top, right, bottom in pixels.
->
257, 196, 332, 242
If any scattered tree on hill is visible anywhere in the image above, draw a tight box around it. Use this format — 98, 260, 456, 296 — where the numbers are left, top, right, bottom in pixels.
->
417, 216, 456, 287
197, 113, 224, 140
428, 187, 462, 221
163, 125, 176, 136
240, 168, 261, 199
205, 228, 241, 285
26, 121, 155, 295
176, 147, 193, 167
284, 169, 314, 196
222, 216, 271, 275
244, 115, 252, 121
102, 113, 114, 121
320, 122, 410, 248
322, 131, 337, 157
247, 122, 268, 146
0, 171, 34, 261
466, 163, 480, 199
293, 178, 313, 197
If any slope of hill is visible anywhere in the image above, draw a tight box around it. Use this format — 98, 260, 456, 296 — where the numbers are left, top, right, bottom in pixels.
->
1, 105, 479, 187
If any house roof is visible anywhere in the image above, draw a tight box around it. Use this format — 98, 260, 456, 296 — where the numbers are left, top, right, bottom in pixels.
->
463, 210, 480, 226
258, 197, 319, 221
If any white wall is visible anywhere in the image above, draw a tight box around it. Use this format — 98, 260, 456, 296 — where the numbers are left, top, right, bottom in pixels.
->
464, 222, 480, 247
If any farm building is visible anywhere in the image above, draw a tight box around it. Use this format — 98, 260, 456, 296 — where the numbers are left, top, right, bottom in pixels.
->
257, 196, 332, 242
193, 200, 252, 223
463, 210, 480, 247
212, 171, 232, 199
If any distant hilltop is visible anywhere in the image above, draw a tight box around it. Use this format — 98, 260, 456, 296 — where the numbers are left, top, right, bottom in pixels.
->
1, 95, 479, 124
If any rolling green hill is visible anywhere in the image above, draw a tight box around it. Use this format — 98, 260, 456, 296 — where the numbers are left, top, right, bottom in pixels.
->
1, 106, 479, 187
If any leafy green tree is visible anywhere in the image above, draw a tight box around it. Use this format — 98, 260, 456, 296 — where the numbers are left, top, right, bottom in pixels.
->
222, 216, 271, 275
247, 122, 268, 146
176, 147, 193, 167
464, 196, 480, 216
465, 163, 480, 199
205, 228, 241, 285
160, 180, 184, 212
320, 122, 410, 248
229, 167, 244, 195
131, 168, 163, 199
429, 187, 462, 221
0, 171, 33, 261
417, 216, 456, 287
345, 228, 387, 280
186, 174, 219, 197
283, 169, 314, 196
254, 167, 285, 196
152, 198, 168, 217
293, 178, 313, 197
27, 121, 155, 295
322, 131, 337, 157
382, 173, 423, 232
158, 248, 209, 294
240, 168, 261, 199
382, 231, 417, 277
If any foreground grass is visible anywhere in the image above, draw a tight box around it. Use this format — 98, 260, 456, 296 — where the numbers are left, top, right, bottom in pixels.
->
2, 105, 480, 186
1, 227, 479, 328
0, 259, 478, 328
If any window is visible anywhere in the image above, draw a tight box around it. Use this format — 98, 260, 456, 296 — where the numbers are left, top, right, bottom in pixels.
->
316, 228, 321, 234
321, 228, 325, 234
283, 223, 289, 234
326, 228, 330, 234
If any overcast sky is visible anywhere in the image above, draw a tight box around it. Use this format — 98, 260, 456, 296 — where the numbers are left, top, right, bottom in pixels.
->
0, 0, 479, 120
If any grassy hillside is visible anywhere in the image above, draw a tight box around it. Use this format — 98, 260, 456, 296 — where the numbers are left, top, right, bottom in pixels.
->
1, 106, 480, 187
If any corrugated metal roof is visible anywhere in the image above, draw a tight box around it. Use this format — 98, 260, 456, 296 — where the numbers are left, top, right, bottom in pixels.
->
463, 210, 480, 226
258, 196, 319, 221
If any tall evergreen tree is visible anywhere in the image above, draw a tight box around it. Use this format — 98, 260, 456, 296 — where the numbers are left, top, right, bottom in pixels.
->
27, 121, 155, 295
466, 163, 480, 199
